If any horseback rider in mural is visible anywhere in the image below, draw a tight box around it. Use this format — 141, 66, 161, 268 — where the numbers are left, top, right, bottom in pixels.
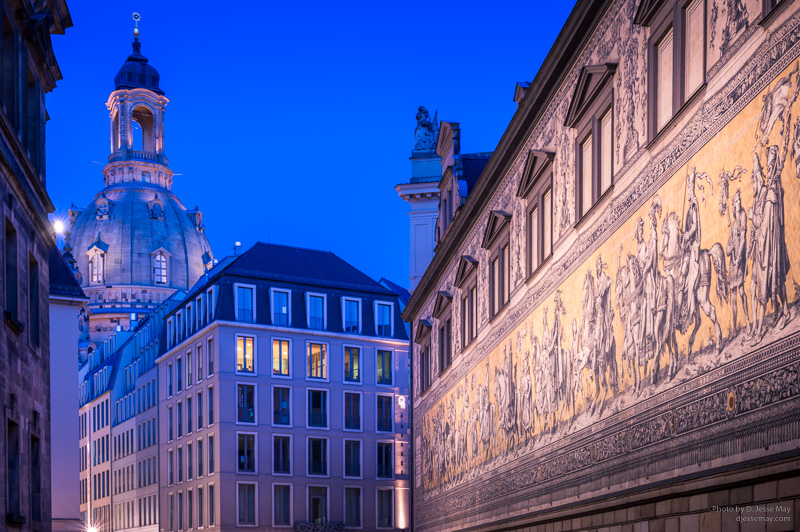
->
679, 168, 703, 323
748, 145, 792, 344
592, 255, 618, 413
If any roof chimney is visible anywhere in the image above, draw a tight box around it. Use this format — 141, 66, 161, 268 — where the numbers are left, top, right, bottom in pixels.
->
514, 82, 531, 107
234, 241, 242, 255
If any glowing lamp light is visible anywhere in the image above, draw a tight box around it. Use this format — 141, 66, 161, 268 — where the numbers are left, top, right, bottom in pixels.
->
87, 527, 98, 532
53, 220, 65, 234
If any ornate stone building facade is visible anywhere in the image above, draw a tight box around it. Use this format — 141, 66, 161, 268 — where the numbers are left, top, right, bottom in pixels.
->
65, 30, 213, 344
404, 0, 800, 530
0, 1, 72, 532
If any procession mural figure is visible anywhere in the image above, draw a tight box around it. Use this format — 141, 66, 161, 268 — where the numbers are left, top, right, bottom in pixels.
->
727, 188, 751, 338
590, 256, 617, 414
516, 324, 533, 441
494, 340, 516, 451
414, 106, 439, 151
617, 244, 644, 393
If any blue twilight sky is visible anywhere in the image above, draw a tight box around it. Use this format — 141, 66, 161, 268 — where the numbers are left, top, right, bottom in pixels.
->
45, 0, 576, 289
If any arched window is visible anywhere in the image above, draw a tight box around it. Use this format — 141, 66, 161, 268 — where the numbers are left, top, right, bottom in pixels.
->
132, 106, 155, 152
154, 253, 167, 284
89, 252, 104, 284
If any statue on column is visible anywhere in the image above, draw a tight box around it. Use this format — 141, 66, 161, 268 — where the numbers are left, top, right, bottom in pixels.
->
414, 106, 439, 151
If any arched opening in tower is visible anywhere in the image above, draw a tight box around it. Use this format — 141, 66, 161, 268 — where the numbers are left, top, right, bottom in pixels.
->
131, 105, 155, 152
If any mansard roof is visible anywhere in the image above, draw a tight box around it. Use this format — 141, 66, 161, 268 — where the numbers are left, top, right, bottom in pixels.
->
48, 246, 86, 299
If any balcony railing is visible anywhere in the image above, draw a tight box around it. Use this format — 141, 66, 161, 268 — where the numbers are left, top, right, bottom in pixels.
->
108, 150, 169, 165
377, 418, 393, 432
238, 308, 253, 323
273, 411, 290, 425
345, 462, 360, 477
238, 454, 255, 472
308, 412, 327, 427
309, 460, 327, 475
274, 459, 290, 474
344, 416, 360, 430
377, 463, 392, 478
273, 312, 288, 326
309, 316, 324, 330
345, 320, 359, 333
377, 324, 391, 336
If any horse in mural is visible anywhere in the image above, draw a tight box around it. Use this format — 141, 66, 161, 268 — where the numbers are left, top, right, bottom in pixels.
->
570, 317, 593, 418
662, 207, 729, 360
533, 334, 557, 437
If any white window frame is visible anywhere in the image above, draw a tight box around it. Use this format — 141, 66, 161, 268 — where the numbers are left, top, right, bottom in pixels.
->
306, 484, 331, 525
343, 485, 364, 530
271, 482, 293, 528
342, 344, 363, 385
195, 296, 203, 330
375, 348, 394, 387
305, 341, 330, 382
185, 349, 193, 389
206, 335, 215, 377
206, 286, 216, 323
376, 487, 395, 529
271, 433, 293, 477
342, 390, 363, 433
235, 334, 257, 376
167, 362, 174, 398
374, 301, 394, 337
270, 336, 292, 379
342, 438, 364, 480
306, 387, 330, 431
235, 381, 258, 426
167, 319, 174, 349
195, 342, 203, 384
235, 481, 258, 527
196, 436, 204, 479
233, 282, 257, 323
236, 431, 258, 476
306, 292, 327, 330
375, 394, 395, 434
306, 436, 331, 478
271, 384, 293, 428
176, 311, 184, 343
270, 288, 292, 327
342, 297, 362, 334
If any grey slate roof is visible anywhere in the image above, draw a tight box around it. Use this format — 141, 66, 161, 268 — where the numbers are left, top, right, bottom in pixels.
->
459, 152, 493, 197
49, 245, 86, 299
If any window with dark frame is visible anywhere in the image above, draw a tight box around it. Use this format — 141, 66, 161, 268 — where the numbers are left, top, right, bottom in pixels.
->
377, 396, 393, 433
273, 435, 290, 474
236, 285, 254, 323
415, 320, 433, 394
273, 290, 289, 326
237, 384, 255, 424
377, 442, 393, 478
344, 346, 360, 382
308, 295, 324, 330
376, 350, 392, 385
308, 438, 327, 476
564, 64, 616, 223
308, 390, 327, 428
454, 256, 478, 349
344, 392, 360, 430
635, 0, 706, 141
273, 387, 290, 425
482, 211, 512, 318
344, 440, 361, 477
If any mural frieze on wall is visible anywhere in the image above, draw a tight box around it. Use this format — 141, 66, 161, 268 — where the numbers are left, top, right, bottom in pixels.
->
414, 6, 800, 528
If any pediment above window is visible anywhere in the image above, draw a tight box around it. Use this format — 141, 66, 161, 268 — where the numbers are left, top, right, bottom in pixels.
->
86, 233, 109, 254
150, 246, 172, 258
633, 0, 667, 25
148, 195, 165, 220
516, 150, 555, 198
433, 290, 453, 317
564, 64, 617, 128
414, 318, 432, 344
481, 210, 512, 249
454, 255, 479, 287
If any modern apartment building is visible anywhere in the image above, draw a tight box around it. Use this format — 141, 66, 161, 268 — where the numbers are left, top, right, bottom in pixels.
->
157, 242, 411, 530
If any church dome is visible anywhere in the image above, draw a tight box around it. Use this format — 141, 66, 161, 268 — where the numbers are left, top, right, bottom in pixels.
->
114, 39, 163, 94
68, 177, 212, 304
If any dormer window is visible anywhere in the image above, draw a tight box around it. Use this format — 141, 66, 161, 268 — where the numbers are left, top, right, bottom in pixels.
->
235, 284, 256, 323
271, 288, 290, 326
96, 195, 113, 220
142, 171, 151, 183
343, 298, 361, 334
87, 238, 109, 285
151, 248, 171, 286
148, 196, 165, 221
565, 64, 616, 221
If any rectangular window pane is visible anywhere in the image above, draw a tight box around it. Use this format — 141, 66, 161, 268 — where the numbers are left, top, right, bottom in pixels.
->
237, 336, 254, 373
273, 291, 289, 326
309, 486, 328, 524
377, 442, 393, 478
237, 286, 253, 323
377, 396, 393, 432
530, 206, 539, 270
344, 440, 360, 477
237, 483, 256, 525
237, 384, 255, 424
273, 387, 290, 425
543, 189, 552, 257
237, 434, 256, 473
491, 257, 499, 314
581, 134, 593, 216
274, 485, 291, 525
308, 439, 327, 476
208, 435, 214, 473
377, 489, 393, 528
272, 339, 290, 376
207, 337, 214, 376
685, 0, 704, 96
344, 487, 361, 527
377, 350, 392, 385
344, 300, 359, 333
274, 436, 291, 474
307, 343, 327, 379
600, 109, 612, 194
309, 295, 324, 330
344, 392, 360, 430
209, 484, 215, 525
308, 390, 327, 427
377, 303, 391, 336
502, 245, 510, 303
344, 347, 360, 382
657, 28, 674, 130
470, 287, 477, 338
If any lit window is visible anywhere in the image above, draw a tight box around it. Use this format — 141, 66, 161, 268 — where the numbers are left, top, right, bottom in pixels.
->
344, 346, 360, 382
307, 343, 327, 379
377, 350, 392, 385
236, 336, 255, 374
89, 251, 104, 284
272, 339, 290, 376
154, 253, 167, 284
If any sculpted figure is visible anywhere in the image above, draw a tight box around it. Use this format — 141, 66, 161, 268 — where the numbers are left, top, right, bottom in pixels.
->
414, 106, 438, 151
